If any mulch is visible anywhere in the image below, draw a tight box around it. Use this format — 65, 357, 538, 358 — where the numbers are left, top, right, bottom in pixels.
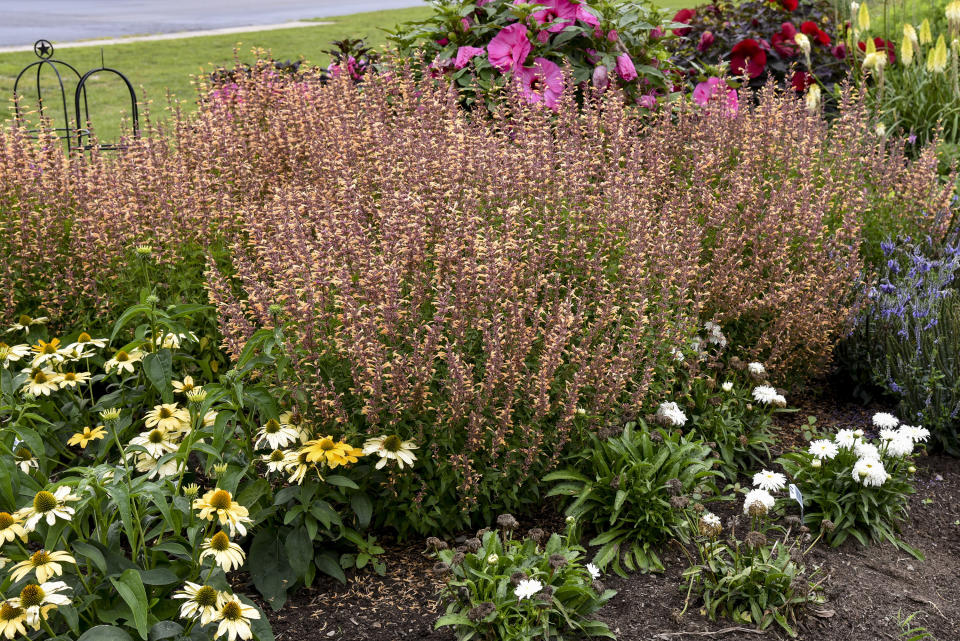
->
263, 390, 960, 641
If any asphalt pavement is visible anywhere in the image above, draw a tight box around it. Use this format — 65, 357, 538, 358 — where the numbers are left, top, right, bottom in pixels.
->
0, 0, 426, 47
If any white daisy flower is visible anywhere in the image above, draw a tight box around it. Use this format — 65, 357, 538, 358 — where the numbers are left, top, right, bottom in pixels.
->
721, 381, 734, 392
808, 439, 839, 460
752, 470, 787, 492
872, 412, 900, 430
743, 488, 775, 516
898, 425, 930, 443
586, 563, 601, 579
362, 435, 418, 470
747, 362, 766, 377
835, 429, 857, 449
852, 458, 888, 487
885, 436, 914, 457
854, 440, 880, 461
514, 578, 543, 601
656, 401, 687, 427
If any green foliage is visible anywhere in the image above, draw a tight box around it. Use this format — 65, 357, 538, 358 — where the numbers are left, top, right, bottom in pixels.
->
545, 422, 718, 575
678, 503, 825, 637
432, 519, 615, 641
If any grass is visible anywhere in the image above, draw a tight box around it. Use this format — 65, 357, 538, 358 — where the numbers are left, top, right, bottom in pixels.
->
0, 1, 692, 144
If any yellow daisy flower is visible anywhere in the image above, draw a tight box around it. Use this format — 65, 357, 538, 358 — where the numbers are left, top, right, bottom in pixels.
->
21, 368, 60, 396
57, 371, 91, 389
301, 437, 360, 468
16, 487, 80, 531
283, 449, 317, 485
172, 375, 200, 395
29, 338, 66, 367
213, 596, 260, 641
192, 489, 252, 537
0, 342, 31, 365
9, 581, 70, 629
5, 315, 48, 334
10, 550, 75, 584
104, 348, 144, 374
0, 600, 28, 639
144, 403, 190, 433
67, 426, 107, 449
174, 582, 224, 625
200, 531, 246, 573
0, 512, 27, 543
362, 435, 418, 469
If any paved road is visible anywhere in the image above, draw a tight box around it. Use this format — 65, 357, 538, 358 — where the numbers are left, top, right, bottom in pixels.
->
0, 0, 426, 47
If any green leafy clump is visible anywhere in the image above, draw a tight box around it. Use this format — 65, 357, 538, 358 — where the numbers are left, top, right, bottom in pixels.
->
432, 517, 614, 641
545, 422, 718, 575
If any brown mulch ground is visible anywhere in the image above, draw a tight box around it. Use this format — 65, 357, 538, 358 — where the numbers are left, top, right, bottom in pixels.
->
264, 393, 960, 641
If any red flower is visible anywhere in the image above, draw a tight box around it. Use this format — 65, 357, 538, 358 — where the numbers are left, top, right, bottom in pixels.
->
857, 38, 896, 64
730, 38, 768, 78
791, 71, 812, 91
831, 43, 847, 59
697, 31, 715, 52
771, 22, 798, 57
779, 0, 799, 10
672, 9, 696, 37
801, 21, 831, 46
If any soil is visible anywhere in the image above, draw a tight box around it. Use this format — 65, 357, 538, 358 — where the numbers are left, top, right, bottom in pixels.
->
264, 393, 960, 641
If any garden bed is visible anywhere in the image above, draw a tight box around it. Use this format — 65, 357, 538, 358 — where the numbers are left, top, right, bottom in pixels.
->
262, 393, 960, 641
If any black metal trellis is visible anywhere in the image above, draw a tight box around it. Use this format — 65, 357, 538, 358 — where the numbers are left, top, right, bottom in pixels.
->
13, 39, 140, 153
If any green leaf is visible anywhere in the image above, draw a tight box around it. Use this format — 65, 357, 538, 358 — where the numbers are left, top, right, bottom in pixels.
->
324, 475, 359, 490
77, 626, 134, 641
138, 567, 180, 585
109, 569, 150, 640
435, 614, 473, 628
148, 621, 184, 641
350, 492, 373, 528
285, 526, 314, 578
72, 540, 107, 574
249, 528, 297, 610
314, 550, 347, 583
143, 350, 174, 401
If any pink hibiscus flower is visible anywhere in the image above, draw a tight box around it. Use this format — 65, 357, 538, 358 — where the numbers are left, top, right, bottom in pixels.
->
455, 46, 486, 69
692, 77, 738, 115
518, 57, 564, 109
488, 23, 532, 72
616, 53, 638, 81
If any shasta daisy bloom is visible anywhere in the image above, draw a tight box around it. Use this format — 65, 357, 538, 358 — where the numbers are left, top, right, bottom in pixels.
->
743, 488, 775, 516
200, 531, 246, 573
586, 563, 601, 579
10, 550, 75, 583
0, 600, 27, 639
872, 412, 899, 430
174, 582, 225, 625
9, 581, 70, 629
854, 440, 880, 461
752, 385, 786, 406
752, 470, 787, 492
283, 449, 316, 484
129, 427, 179, 459
0, 342, 30, 365
885, 435, 914, 457
22, 368, 59, 396
261, 449, 288, 472
656, 401, 687, 427
57, 371, 91, 389
898, 425, 930, 443
213, 595, 260, 641
835, 429, 857, 449
808, 439, 838, 460
721, 381, 734, 392
193, 489, 252, 537
878, 428, 899, 441
362, 435, 418, 469
5, 315, 47, 334
747, 362, 766, 378
0, 512, 27, 543
254, 418, 300, 450
144, 403, 190, 432
852, 458, 888, 486
67, 425, 107, 449
513, 578, 542, 601
13, 448, 38, 474
18, 487, 80, 531
104, 348, 144, 374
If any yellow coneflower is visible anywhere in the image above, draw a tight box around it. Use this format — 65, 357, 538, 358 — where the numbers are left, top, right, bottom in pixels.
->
261, 449, 288, 473
213, 596, 260, 641
362, 435, 418, 469
928, 34, 948, 73
57, 371, 91, 389
254, 419, 300, 450
13, 448, 38, 475
29, 338, 65, 367
279, 410, 310, 444
283, 449, 316, 485
16, 487, 80, 531
5, 315, 48, 334
104, 348, 144, 374
67, 426, 107, 449
301, 436, 361, 469
200, 531, 246, 573
132, 453, 182, 480
9, 580, 70, 629
174, 582, 224, 625
0, 600, 27, 639
144, 403, 190, 433
65, 331, 107, 353
22, 368, 60, 396
192, 489, 252, 537
0, 342, 30, 365
10, 550, 75, 583
172, 375, 199, 395
128, 427, 179, 459
0, 512, 27, 543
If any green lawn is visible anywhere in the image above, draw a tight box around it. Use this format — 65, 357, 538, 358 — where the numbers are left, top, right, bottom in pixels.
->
0, 2, 692, 144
